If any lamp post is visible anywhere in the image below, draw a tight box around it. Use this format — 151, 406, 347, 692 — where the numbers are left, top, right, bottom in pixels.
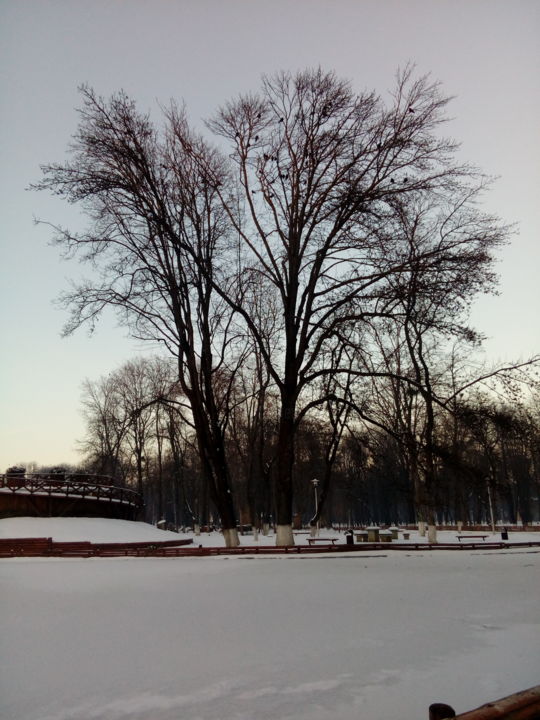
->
311, 478, 319, 536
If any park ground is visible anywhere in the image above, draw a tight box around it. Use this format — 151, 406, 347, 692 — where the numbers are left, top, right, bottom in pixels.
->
1, 517, 539, 720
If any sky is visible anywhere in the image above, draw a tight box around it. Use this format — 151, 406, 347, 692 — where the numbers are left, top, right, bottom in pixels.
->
0, 0, 539, 470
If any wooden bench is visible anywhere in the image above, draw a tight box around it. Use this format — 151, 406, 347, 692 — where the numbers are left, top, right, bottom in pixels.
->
0, 537, 52, 557
0, 537, 195, 559
307, 537, 339, 545
91, 539, 194, 550
49, 541, 93, 557
92, 539, 194, 556
457, 534, 489, 542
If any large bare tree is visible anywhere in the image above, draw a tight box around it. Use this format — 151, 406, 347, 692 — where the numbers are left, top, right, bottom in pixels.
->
36, 68, 514, 545
207, 66, 508, 544
34, 89, 244, 545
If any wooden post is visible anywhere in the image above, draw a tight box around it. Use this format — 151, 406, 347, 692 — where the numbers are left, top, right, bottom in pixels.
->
429, 703, 456, 720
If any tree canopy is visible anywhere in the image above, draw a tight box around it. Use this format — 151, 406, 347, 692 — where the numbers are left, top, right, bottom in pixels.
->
34, 67, 524, 545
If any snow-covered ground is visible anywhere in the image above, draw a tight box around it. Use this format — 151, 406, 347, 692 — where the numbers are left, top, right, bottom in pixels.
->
1, 515, 538, 546
0, 516, 185, 543
1, 518, 539, 720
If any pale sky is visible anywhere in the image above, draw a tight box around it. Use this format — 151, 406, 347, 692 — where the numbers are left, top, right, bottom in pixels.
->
1, 0, 539, 470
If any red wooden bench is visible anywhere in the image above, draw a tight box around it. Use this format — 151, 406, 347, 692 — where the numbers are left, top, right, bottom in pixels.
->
0, 537, 52, 557
92, 538, 193, 550
91, 539, 194, 556
49, 541, 93, 557
0, 537, 194, 558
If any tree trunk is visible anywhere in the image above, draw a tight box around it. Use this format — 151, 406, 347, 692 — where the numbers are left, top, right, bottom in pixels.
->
222, 527, 240, 547
274, 400, 296, 545
135, 448, 144, 497
201, 449, 239, 547
155, 416, 164, 521
184, 368, 240, 546
276, 525, 294, 545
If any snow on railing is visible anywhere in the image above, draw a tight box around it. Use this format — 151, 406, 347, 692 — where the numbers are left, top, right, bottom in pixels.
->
0, 472, 143, 508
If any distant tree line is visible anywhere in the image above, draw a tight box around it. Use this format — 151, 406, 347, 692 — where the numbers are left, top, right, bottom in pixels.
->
34, 66, 538, 544
76, 355, 540, 533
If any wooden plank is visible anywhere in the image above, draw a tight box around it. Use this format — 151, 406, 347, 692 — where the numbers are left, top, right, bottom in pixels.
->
436, 685, 540, 720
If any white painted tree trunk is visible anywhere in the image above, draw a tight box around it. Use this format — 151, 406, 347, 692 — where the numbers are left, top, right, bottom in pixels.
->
427, 524, 438, 544
223, 528, 240, 548
457, 521, 463, 532
194, 524, 201, 536
252, 528, 259, 542
310, 525, 317, 538
276, 524, 294, 546
418, 521, 426, 537
262, 523, 270, 536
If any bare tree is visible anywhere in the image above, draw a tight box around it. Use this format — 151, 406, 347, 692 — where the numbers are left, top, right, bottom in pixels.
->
115, 359, 156, 496
36, 68, 518, 545
207, 66, 507, 543
360, 180, 512, 533
34, 89, 243, 545
79, 375, 131, 482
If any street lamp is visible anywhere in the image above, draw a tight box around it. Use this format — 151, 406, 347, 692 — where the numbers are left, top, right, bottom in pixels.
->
311, 478, 319, 536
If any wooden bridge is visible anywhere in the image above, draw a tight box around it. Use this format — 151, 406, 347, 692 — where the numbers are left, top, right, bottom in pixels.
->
0, 472, 143, 520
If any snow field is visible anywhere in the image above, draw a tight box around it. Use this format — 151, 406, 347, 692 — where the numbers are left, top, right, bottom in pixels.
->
1, 515, 537, 546
1, 518, 539, 720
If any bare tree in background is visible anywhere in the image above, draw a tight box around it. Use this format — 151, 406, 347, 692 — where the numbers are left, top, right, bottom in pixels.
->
115, 359, 156, 496
79, 375, 130, 481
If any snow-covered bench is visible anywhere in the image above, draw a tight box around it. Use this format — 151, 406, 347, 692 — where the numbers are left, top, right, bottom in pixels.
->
456, 534, 489, 542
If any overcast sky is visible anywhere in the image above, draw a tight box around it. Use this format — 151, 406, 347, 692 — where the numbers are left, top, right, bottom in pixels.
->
1, 0, 539, 470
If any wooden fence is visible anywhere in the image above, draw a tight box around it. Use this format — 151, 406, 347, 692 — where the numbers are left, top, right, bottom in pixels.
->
2, 537, 540, 558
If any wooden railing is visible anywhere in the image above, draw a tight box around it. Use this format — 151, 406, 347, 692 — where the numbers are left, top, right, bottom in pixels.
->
429, 684, 540, 719
0, 473, 143, 509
